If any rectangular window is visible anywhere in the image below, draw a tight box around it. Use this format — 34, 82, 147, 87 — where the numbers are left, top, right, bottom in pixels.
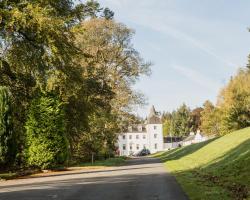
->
130, 145, 132, 150
123, 144, 126, 150
143, 135, 146, 139
136, 144, 139, 150
154, 126, 157, 130
154, 134, 157, 138
136, 135, 139, 139
129, 135, 132, 139
122, 135, 126, 140
155, 143, 157, 149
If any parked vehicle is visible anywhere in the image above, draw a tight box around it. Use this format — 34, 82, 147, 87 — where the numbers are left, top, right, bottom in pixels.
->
137, 149, 151, 156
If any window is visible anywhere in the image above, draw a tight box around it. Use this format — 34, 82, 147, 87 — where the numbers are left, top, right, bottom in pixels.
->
136, 135, 139, 139
136, 144, 139, 150
154, 134, 157, 138
155, 143, 157, 149
143, 135, 146, 139
122, 135, 126, 140
129, 135, 132, 139
130, 145, 133, 150
138, 125, 142, 132
154, 126, 157, 130
123, 144, 126, 150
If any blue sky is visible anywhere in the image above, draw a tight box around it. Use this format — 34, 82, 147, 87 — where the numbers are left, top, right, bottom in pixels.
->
98, 0, 250, 116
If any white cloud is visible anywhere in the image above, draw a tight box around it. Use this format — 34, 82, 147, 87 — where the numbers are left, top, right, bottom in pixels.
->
172, 64, 221, 92
127, 14, 237, 69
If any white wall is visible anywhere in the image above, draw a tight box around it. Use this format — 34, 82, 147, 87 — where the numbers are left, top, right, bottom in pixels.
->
117, 123, 164, 156
146, 123, 163, 154
164, 142, 182, 150
118, 132, 149, 156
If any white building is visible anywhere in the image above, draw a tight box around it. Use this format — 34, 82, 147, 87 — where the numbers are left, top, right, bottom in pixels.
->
182, 130, 208, 146
117, 106, 164, 156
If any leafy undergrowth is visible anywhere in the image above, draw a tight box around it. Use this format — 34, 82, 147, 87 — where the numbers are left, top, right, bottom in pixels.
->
155, 127, 250, 200
0, 172, 17, 180
0, 157, 126, 181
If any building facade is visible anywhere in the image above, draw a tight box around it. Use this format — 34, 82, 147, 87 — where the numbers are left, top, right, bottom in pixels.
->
117, 106, 163, 156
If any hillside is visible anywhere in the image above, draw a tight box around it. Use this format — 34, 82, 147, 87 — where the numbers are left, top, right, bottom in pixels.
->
156, 127, 250, 200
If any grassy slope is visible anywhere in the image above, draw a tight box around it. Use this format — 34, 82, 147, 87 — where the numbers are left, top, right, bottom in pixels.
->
156, 127, 250, 200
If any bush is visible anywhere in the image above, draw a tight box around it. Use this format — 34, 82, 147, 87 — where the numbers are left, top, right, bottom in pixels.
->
25, 92, 69, 169
0, 86, 16, 168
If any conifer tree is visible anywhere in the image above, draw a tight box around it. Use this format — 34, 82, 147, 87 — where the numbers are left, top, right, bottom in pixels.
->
25, 93, 69, 169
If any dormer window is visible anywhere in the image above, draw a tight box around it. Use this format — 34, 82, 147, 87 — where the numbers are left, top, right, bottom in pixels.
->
138, 125, 142, 132
128, 126, 132, 132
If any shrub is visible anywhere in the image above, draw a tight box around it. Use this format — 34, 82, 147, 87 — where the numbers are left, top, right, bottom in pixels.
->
25, 92, 69, 169
0, 86, 16, 168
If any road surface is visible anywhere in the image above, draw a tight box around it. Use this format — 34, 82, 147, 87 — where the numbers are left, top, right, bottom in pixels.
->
0, 157, 188, 200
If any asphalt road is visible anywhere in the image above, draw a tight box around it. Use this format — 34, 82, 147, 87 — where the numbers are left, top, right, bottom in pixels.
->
0, 157, 188, 200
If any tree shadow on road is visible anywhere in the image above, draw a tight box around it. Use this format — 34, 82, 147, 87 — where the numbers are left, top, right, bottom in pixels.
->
0, 168, 188, 200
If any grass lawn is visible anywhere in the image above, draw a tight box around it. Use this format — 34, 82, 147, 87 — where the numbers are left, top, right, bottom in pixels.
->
155, 127, 250, 200
72, 157, 127, 167
0, 172, 18, 180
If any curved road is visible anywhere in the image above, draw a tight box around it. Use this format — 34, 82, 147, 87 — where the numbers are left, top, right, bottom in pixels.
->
0, 157, 188, 200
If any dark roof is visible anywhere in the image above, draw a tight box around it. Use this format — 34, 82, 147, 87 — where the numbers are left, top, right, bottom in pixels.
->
149, 105, 157, 117
147, 115, 161, 124
164, 137, 183, 143
125, 124, 147, 133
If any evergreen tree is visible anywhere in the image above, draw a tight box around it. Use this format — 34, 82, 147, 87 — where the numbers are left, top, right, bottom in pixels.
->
0, 86, 16, 168
25, 93, 69, 169
170, 104, 191, 136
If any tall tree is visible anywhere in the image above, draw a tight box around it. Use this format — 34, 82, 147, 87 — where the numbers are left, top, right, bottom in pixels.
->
170, 104, 191, 136
200, 100, 222, 135
189, 107, 203, 132
162, 112, 172, 136
64, 18, 151, 157
217, 69, 250, 133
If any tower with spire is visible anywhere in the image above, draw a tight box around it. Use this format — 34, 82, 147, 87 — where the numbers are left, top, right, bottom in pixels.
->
145, 105, 163, 153
147, 105, 162, 124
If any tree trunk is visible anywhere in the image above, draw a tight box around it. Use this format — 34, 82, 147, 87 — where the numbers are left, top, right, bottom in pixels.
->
91, 152, 94, 164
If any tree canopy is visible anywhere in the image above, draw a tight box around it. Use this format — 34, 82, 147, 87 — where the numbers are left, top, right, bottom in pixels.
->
0, 0, 150, 169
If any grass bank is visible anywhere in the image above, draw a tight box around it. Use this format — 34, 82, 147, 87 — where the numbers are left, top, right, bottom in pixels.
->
155, 127, 250, 200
